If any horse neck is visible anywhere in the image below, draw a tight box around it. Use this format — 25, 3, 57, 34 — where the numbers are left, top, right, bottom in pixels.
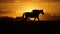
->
41, 12, 44, 15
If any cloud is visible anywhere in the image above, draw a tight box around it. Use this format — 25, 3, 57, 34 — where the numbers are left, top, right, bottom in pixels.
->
0, 11, 10, 14
0, 0, 15, 3
41, 0, 60, 2
0, 8, 16, 14
17, 0, 60, 2
0, 0, 60, 3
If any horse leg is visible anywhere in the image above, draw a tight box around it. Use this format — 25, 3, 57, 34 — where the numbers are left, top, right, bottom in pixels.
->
34, 18, 36, 21
24, 16, 27, 20
37, 18, 40, 21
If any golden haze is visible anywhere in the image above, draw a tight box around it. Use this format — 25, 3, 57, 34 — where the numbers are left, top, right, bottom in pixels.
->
0, 0, 60, 20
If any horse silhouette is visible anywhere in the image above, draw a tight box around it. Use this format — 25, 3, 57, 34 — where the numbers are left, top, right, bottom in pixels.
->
22, 10, 44, 21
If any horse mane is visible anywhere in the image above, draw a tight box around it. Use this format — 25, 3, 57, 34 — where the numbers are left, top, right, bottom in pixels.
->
32, 10, 43, 14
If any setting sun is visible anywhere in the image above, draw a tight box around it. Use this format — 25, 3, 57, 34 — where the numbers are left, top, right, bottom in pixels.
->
16, 2, 44, 17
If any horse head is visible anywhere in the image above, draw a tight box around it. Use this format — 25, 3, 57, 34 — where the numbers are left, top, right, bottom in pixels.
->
40, 10, 44, 15
32, 10, 44, 15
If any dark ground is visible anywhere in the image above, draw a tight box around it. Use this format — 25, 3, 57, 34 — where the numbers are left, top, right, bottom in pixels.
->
0, 16, 60, 33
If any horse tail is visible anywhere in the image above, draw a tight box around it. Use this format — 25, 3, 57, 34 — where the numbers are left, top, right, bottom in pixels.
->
22, 13, 25, 18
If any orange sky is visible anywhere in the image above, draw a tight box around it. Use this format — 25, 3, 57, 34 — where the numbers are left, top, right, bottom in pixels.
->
0, 0, 60, 18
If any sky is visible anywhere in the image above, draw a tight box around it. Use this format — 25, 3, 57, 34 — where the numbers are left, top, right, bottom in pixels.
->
0, 0, 60, 18
0, 0, 60, 3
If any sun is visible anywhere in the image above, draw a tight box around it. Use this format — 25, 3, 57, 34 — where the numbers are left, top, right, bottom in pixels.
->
16, 6, 36, 16
24, 8, 34, 12
15, 2, 44, 18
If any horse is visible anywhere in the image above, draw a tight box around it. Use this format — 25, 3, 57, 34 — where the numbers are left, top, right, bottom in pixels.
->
22, 10, 44, 21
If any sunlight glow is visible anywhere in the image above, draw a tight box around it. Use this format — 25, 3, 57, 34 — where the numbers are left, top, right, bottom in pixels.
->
16, 3, 40, 16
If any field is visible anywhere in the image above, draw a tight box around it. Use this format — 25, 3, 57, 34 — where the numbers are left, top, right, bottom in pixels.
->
0, 16, 60, 32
